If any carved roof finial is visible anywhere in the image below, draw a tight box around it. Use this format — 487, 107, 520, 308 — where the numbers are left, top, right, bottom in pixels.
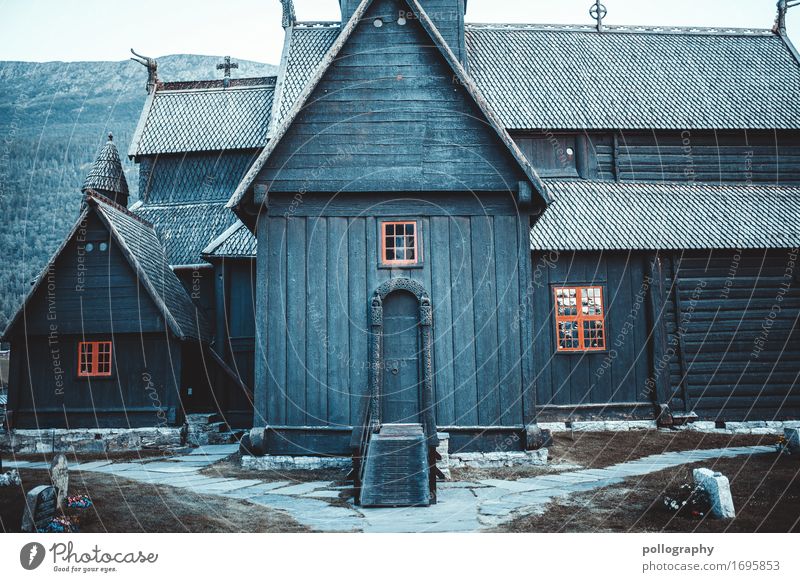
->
590, 0, 608, 32
774, 0, 800, 35
130, 48, 158, 93
280, 0, 296, 29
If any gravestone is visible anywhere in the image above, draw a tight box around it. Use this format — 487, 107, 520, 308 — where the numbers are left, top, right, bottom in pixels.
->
20, 485, 57, 532
49, 454, 69, 510
693, 468, 735, 519
785, 428, 800, 454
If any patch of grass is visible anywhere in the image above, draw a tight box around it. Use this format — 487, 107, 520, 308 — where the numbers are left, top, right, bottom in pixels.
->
1, 469, 310, 533
499, 452, 800, 533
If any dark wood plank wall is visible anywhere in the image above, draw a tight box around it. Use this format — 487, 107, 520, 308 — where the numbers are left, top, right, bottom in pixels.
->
11, 333, 182, 428
514, 131, 800, 184
255, 0, 525, 195
615, 132, 800, 184
531, 251, 655, 419
21, 213, 165, 336
513, 130, 800, 184
663, 249, 800, 420
254, 196, 530, 429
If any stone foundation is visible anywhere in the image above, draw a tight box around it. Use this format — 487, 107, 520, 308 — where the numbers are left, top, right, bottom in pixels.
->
538, 420, 800, 435
448, 449, 549, 469
0, 427, 184, 454
241, 455, 351, 471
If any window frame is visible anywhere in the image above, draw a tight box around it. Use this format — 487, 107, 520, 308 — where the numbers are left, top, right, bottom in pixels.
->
378, 219, 423, 269
77, 340, 114, 378
552, 285, 607, 353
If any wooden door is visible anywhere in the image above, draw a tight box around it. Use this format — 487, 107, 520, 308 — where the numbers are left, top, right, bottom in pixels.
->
381, 291, 421, 423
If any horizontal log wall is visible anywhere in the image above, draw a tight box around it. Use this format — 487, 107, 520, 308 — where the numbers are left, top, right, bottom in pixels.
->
664, 249, 800, 420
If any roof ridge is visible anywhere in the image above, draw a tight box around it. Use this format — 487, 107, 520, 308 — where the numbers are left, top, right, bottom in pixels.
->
465, 22, 775, 37
157, 77, 276, 92
85, 191, 154, 227
293, 21, 341, 28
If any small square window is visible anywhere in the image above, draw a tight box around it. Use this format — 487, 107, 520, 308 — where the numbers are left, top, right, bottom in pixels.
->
78, 341, 113, 377
381, 221, 420, 266
553, 286, 606, 352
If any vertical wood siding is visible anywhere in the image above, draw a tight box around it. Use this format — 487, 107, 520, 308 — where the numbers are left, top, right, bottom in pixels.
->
255, 201, 528, 428
531, 251, 655, 418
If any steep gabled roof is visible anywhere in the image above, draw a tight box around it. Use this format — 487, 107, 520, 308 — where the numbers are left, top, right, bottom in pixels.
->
131, 201, 239, 267
228, 0, 549, 213
201, 220, 257, 259
82, 134, 129, 196
128, 77, 276, 157
530, 181, 800, 251
2, 195, 211, 342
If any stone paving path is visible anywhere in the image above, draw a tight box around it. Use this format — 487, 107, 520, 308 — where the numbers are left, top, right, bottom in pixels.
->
5, 444, 776, 532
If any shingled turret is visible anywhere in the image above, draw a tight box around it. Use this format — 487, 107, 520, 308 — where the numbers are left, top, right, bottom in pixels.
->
82, 133, 129, 207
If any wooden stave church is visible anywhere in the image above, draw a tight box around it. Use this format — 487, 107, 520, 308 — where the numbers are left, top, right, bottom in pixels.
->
1, 0, 798, 458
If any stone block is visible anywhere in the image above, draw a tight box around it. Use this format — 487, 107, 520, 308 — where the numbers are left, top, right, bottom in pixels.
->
785, 428, 800, 454
693, 468, 735, 519
524, 424, 553, 450
241, 455, 351, 471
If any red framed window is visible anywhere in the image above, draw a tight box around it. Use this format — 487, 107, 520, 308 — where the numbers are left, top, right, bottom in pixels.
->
381, 221, 420, 266
78, 341, 113, 377
554, 286, 606, 352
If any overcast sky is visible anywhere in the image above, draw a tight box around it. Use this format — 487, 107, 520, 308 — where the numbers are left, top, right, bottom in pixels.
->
1, 0, 798, 64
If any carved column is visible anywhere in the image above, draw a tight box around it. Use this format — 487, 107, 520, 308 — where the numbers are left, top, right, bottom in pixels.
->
419, 295, 436, 443
369, 296, 383, 428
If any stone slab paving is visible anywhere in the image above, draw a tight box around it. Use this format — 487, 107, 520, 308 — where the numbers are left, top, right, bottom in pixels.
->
12, 443, 776, 532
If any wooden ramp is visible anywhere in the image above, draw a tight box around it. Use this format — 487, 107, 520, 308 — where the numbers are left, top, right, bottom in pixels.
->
359, 424, 431, 507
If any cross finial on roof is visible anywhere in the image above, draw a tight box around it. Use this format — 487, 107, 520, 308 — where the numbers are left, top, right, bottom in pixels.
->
217, 56, 239, 87
108, 132, 113, 142
590, 0, 608, 32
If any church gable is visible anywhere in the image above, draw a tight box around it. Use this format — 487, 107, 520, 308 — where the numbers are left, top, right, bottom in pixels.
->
246, 0, 541, 197
7, 211, 164, 338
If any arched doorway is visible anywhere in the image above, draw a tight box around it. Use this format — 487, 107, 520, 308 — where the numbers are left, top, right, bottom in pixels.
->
381, 290, 421, 423
367, 278, 436, 439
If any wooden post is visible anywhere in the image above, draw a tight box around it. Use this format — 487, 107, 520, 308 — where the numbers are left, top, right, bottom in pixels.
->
253, 213, 270, 427
518, 213, 537, 426
647, 254, 672, 422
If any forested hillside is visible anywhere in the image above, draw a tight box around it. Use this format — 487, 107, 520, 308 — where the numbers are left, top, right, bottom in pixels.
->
0, 55, 274, 331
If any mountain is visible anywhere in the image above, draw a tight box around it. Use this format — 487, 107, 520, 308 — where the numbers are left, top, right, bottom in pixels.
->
0, 55, 276, 332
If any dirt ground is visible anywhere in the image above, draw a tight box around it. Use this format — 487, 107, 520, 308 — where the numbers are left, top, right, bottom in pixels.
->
498, 451, 800, 533
451, 429, 779, 482
0, 468, 309, 533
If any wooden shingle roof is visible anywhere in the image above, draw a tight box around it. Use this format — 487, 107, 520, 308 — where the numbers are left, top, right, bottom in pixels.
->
2, 195, 212, 342
131, 201, 239, 267
530, 181, 800, 251
201, 221, 256, 259
273, 22, 800, 131
82, 134, 129, 195
128, 77, 276, 157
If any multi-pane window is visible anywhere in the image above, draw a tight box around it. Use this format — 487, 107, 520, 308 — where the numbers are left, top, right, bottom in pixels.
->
381, 221, 419, 266
78, 341, 113, 377
554, 286, 606, 351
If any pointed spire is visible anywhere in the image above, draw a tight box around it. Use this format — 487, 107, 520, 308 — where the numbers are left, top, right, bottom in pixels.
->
82, 132, 129, 207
